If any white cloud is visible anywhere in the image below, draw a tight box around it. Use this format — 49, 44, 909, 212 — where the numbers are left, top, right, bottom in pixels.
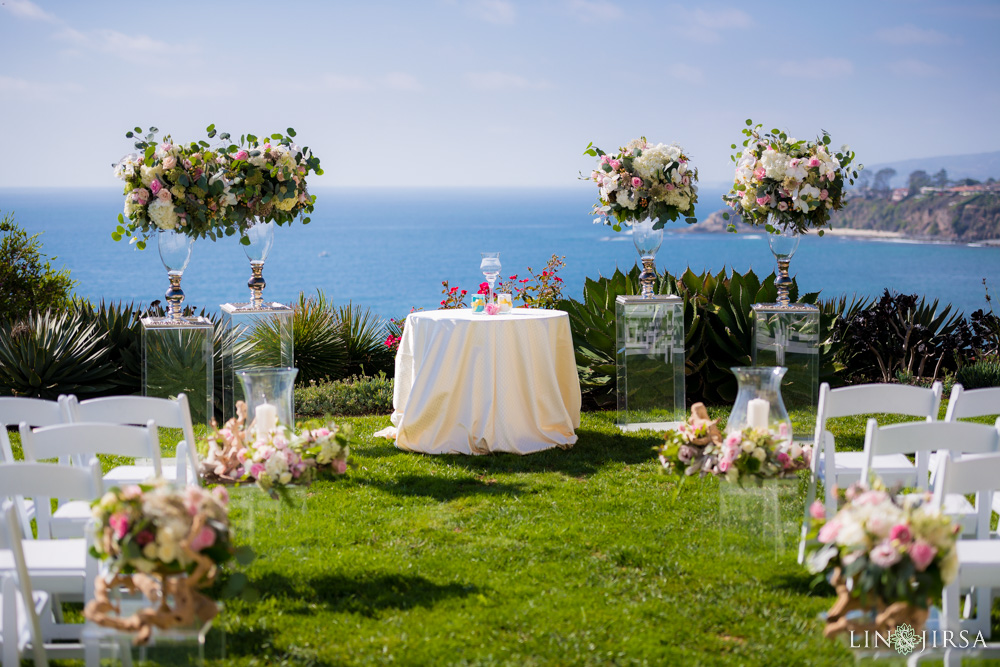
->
668, 5, 753, 43
2, 0, 57, 22
145, 81, 238, 100
0, 75, 83, 101
320, 73, 373, 92
773, 57, 854, 78
311, 72, 423, 93
466, 0, 516, 24
888, 58, 944, 77
465, 70, 550, 91
566, 0, 622, 22
876, 23, 952, 46
52, 27, 174, 56
382, 72, 423, 92
667, 63, 704, 84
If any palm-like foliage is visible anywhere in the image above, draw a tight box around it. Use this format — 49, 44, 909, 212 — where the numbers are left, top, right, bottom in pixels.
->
336, 302, 395, 377
0, 310, 117, 399
76, 300, 144, 395
249, 291, 347, 385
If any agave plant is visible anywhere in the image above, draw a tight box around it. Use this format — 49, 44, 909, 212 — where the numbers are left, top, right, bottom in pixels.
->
336, 302, 395, 377
0, 310, 117, 399
248, 290, 347, 385
75, 299, 144, 395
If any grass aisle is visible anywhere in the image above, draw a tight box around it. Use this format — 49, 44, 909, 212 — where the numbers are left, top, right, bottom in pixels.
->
209, 411, 854, 666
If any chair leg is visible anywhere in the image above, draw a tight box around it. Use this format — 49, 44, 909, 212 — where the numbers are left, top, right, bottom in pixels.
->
798, 475, 818, 565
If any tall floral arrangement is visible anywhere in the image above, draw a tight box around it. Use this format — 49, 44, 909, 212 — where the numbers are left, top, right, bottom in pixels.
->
722, 120, 861, 235
113, 127, 239, 249
583, 138, 699, 231
214, 126, 323, 239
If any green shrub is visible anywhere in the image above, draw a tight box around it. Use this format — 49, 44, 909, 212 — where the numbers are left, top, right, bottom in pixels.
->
250, 291, 347, 386
337, 302, 395, 377
956, 358, 1000, 389
295, 373, 394, 417
0, 211, 76, 323
0, 310, 117, 399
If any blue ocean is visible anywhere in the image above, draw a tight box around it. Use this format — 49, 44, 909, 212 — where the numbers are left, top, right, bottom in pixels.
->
2, 186, 999, 320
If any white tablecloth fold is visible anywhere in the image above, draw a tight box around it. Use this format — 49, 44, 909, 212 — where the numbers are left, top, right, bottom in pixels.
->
390, 308, 581, 455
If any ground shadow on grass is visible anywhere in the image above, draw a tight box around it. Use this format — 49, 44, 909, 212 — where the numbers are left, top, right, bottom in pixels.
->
250, 571, 478, 617
414, 427, 662, 478
770, 569, 835, 598
357, 473, 532, 501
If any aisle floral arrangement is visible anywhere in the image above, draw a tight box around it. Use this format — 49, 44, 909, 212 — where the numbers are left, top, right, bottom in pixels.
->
200, 401, 352, 499
84, 480, 239, 643
655, 403, 810, 484
212, 125, 323, 238
114, 127, 239, 248
583, 138, 699, 231
805, 481, 959, 637
722, 119, 861, 235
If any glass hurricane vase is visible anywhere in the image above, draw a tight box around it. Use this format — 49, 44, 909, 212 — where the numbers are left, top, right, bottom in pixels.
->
633, 214, 663, 298
238, 367, 298, 437
767, 218, 800, 308
158, 229, 195, 322
725, 366, 793, 442
243, 218, 275, 309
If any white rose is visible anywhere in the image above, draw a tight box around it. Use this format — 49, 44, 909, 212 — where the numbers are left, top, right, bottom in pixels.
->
147, 198, 179, 230
752, 447, 767, 461
741, 441, 755, 453
835, 519, 868, 548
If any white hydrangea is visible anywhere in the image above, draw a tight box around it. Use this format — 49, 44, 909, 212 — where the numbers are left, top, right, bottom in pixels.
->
633, 143, 682, 181
264, 449, 293, 485
759, 149, 787, 180
148, 198, 179, 230
139, 164, 163, 187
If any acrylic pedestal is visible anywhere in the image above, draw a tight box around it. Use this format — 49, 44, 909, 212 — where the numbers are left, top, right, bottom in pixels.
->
82, 602, 223, 667
228, 485, 308, 549
751, 304, 820, 439
615, 295, 685, 432
142, 317, 214, 428
718, 477, 799, 560
220, 303, 294, 421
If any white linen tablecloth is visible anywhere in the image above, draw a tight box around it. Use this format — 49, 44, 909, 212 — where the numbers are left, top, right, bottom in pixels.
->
390, 308, 581, 455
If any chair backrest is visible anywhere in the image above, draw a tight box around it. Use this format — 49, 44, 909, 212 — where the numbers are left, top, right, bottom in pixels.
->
945, 384, 1000, 422
0, 460, 103, 541
0, 397, 66, 534
815, 381, 943, 441
861, 419, 1000, 492
63, 394, 199, 486
19, 422, 162, 478
0, 503, 48, 667
932, 451, 1000, 539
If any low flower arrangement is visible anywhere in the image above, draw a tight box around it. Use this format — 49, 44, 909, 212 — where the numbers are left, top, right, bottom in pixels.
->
583, 138, 699, 231
114, 127, 238, 248
438, 254, 567, 310
655, 403, 810, 484
200, 401, 353, 499
722, 119, 861, 235
805, 481, 959, 638
214, 126, 323, 237
84, 480, 242, 643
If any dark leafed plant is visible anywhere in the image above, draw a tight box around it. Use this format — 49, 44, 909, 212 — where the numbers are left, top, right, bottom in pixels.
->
76, 300, 144, 395
0, 310, 117, 399
249, 291, 346, 386
336, 302, 396, 378
0, 211, 76, 324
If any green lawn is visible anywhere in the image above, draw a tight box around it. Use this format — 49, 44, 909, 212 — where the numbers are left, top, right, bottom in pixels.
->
12, 405, 999, 666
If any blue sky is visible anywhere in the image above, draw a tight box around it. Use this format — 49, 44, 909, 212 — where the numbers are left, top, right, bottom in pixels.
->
1, 0, 998, 188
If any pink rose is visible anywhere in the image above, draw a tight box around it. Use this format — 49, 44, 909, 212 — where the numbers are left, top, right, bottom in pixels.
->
249, 462, 265, 478
132, 188, 149, 204
109, 512, 129, 540
870, 540, 902, 568
332, 459, 347, 475
609, 159, 621, 170
189, 526, 216, 552
234, 150, 249, 161
162, 156, 177, 170
486, 303, 500, 315
213, 486, 229, 505
682, 175, 690, 185
856, 490, 889, 506
890, 524, 913, 544
122, 485, 142, 500
756, 195, 771, 206
809, 500, 825, 520
182, 159, 193, 169
631, 177, 642, 187
808, 157, 821, 167
156, 188, 172, 202
664, 183, 675, 191
754, 166, 766, 180
600, 155, 611, 165
817, 519, 841, 543
718, 459, 731, 473
134, 529, 154, 546
820, 189, 829, 200
777, 201, 788, 211
150, 180, 161, 195
776, 451, 790, 468
909, 540, 937, 572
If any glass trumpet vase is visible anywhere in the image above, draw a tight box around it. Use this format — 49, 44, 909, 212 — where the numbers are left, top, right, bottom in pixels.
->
480, 252, 501, 305
633, 214, 663, 298
238, 367, 298, 436
158, 229, 194, 322
767, 219, 800, 308
244, 218, 275, 309
725, 366, 793, 442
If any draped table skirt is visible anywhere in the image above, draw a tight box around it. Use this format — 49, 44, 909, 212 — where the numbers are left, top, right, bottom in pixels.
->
390, 308, 581, 455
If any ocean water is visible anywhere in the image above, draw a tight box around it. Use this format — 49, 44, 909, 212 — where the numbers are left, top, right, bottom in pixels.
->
2, 186, 999, 320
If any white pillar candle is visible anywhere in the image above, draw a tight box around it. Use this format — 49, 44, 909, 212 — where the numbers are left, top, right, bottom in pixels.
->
747, 398, 770, 431
255, 403, 279, 434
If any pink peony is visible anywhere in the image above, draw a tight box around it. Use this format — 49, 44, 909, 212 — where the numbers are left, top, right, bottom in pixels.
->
909, 540, 937, 572
134, 529, 154, 546
109, 512, 129, 540
870, 540, 902, 568
889, 524, 913, 544
486, 303, 500, 315
809, 500, 826, 520
817, 519, 841, 543
189, 526, 216, 552
234, 150, 249, 161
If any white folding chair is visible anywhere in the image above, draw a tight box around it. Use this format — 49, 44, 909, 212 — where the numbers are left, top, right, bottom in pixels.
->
932, 452, 1000, 656
0, 461, 100, 654
0, 397, 67, 535
62, 394, 201, 487
798, 382, 943, 563
945, 384, 1000, 423
0, 504, 48, 667
19, 422, 160, 539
